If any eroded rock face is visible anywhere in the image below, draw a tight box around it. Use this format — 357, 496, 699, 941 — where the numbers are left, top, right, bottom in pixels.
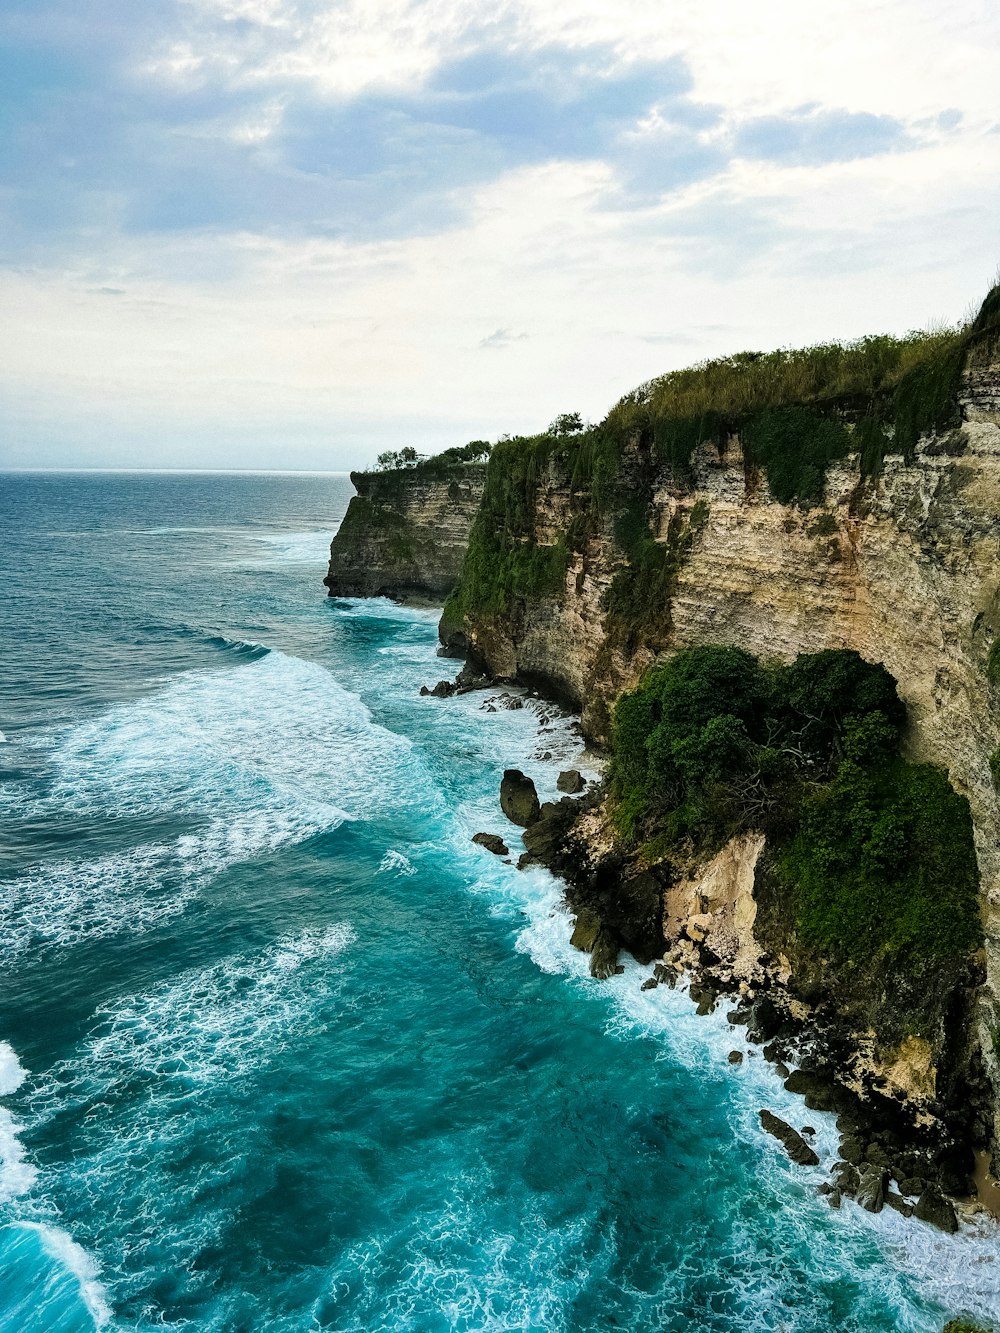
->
325, 464, 486, 601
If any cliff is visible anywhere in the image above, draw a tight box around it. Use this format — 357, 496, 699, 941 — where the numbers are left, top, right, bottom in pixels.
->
325, 461, 486, 601
439, 290, 1000, 1172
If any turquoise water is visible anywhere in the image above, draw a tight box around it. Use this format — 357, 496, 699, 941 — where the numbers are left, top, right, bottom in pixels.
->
1, 471, 998, 1333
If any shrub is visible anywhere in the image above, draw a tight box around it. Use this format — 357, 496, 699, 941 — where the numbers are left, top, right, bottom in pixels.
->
608, 647, 981, 978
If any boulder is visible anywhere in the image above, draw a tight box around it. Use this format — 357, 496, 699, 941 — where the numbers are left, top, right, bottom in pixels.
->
640, 977, 658, 992
500, 769, 540, 827
590, 928, 624, 981
570, 908, 602, 953
728, 1051, 744, 1065
758, 1110, 820, 1167
472, 832, 509, 856
556, 769, 585, 794
883, 1191, 914, 1218
840, 1137, 865, 1166
914, 1187, 959, 1233
833, 1160, 860, 1195
856, 1164, 888, 1213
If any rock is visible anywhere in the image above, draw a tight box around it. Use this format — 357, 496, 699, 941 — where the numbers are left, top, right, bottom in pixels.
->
498, 695, 524, 711
728, 1051, 744, 1065
801, 1126, 816, 1137
758, 1109, 820, 1167
500, 769, 540, 827
897, 1176, 925, 1198
430, 679, 455, 698
727, 1008, 751, 1026
833, 1161, 860, 1195
856, 1164, 888, 1213
864, 1143, 892, 1170
827, 1188, 842, 1209
556, 769, 585, 794
652, 963, 675, 987
747, 996, 785, 1044
519, 799, 577, 868
570, 908, 602, 953
590, 929, 623, 981
883, 1191, 914, 1218
472, 832, 509, 856
641, 977, 658, 992
840, 1137, 865, 1166
774, 1062, 790, 1080
914, 1187, 959, 1233
689, 981, 719, 1015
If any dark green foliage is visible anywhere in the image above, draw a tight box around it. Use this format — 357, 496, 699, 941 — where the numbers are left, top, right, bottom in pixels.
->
777, 648, 904, 759
443, 432, 569, 621
652, 412, 723, 482
602, 512, 698, 648
609, 646, 980, 974
855, 414, 892, 478
987, 641, 1000, 687
550, 412, 585, 436
942, 1322, 993, 1333
781, 747, 980, 965
743, 407, 851, 506
891, 337, 967, 462
989, 747, 1000, 791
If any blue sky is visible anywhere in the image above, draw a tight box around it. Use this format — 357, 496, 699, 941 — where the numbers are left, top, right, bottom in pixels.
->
1, 0, 998, 469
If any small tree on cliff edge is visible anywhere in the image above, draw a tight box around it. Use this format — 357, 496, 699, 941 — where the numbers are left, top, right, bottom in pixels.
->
374, 446, 420, 470
549, 412, 585, 437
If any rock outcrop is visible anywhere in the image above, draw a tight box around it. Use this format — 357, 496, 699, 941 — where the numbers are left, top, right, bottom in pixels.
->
325, 462, 485, 601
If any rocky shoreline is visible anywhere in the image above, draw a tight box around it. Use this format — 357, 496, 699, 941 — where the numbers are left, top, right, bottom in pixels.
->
436, 652, 997, 1236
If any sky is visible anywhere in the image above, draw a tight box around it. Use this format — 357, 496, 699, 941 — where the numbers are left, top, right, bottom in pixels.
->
1, 0, 998, 470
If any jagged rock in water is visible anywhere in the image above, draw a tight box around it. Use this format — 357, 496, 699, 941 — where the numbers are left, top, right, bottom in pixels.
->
590, 928, 623, 980
556, 769, 585, 793
914, 1186, 959, 1233
570, 908, 602, 953
856, 1164, 888, 1213
499, 769, 540, 827
884, 1191, 915, 1218
758, 1109, 820, 1167
472, 832, 509, 856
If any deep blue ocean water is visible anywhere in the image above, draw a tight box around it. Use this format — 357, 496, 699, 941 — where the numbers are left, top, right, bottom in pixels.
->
1, 470, 999, 1333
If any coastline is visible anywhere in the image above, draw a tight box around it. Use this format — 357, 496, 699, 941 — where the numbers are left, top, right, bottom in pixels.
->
420, 641, 1000, 1240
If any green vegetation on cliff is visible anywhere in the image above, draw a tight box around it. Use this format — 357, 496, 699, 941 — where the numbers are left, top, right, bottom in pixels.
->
442, 433, 572, 628
609, 646, 981, 977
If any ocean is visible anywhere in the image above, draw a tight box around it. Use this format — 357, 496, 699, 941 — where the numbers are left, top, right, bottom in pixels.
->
1, 469, 998, 1332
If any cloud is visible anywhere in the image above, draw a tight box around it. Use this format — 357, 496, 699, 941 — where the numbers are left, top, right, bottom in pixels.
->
733, 106, 913, 166
479, 327, 529, 349
1, 0, 998, 468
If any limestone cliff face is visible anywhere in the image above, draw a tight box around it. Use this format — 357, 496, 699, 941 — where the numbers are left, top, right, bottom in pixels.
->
449, 357, 1000, 1137
325, 464, 485, 601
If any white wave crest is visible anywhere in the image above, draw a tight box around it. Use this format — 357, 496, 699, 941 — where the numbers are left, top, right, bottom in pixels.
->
1, 652, 427, 955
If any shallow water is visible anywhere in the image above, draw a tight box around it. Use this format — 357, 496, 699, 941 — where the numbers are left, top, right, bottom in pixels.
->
1, 470, 998, 1332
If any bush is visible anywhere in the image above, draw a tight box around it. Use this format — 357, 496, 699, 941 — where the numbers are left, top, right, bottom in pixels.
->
608, 646, 981, 975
